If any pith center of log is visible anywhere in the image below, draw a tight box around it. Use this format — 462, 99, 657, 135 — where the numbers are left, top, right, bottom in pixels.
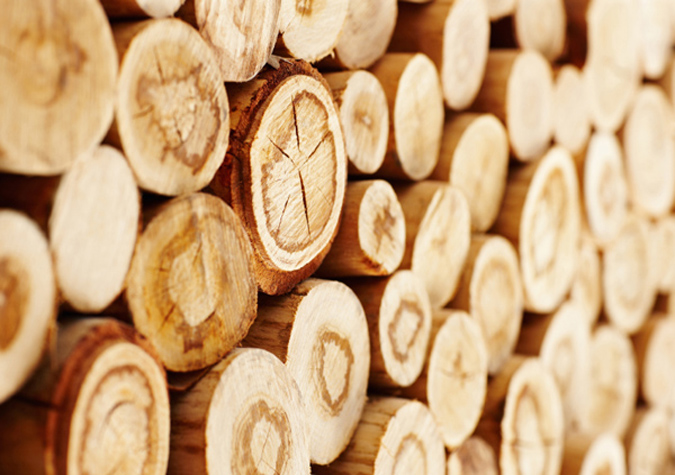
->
388, 299, 424, 363
392, 434, 428, 475
313, 328, 354, 416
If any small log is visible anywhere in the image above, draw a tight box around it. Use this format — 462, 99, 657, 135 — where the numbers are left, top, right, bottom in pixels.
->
313, 398, 446, 475
430, 113, 509, 232
553, 65, 591, 155
243, 279, 370, 465
492, 146, 581, 313
654, 217, 675, 292
277, 0, 349, 63
487, 0, 517, 20
318, 180, 405, 278
602, 215, 656, 335
0, 0, 117, 175
346, 270, 432, 388
395, 181, 471, 308
101, 0, 185, 18
577, 324, 637, 437
168, 348, 310, 475
210, 60, 347, 295
389, 0, 490, 110
0, 318, 170, 474
625, 407, 670, 475
400, 309, 488, 449
446, 436, 498, 475
370, 53, 444, 181
632, 314, 675, 407
569, 236, 602, 327
622, 85, 675, 218
126, 192, 257, 372
514, 0, 567, 61
450, 234, 523, 375
0, 210, 56, 404
177, 0, 280, 82
470, 50, 554, 162
323, 71, 389, 175
637, 0, 671, 80
560, 433, 626, 475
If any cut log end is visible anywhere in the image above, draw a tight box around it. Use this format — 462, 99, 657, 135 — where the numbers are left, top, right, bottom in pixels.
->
626, 408, 670, 475
562, 433, 626, 475
447, 436, 498, 475
487, 0, 517, 20
569, 237, 602, 327
514, 0, 566, 61
634, 316, 675, 407
553, 65, 590, 155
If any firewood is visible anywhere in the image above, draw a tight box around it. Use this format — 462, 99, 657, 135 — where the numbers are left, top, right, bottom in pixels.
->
0, 0, 117, 175
553, 65, 590, 155
0, 210, 56, 404
126, 192, 257, 372
395, 182, 471, 308
177, 0, 280, 82
243, 279, 370, 465
569, 236, 602, 327
514, 0, 567, 61
390, 0, 490, 111
560, 433, 626, 475
632, 314, 675, 407
168, 348, 310, 475
450, 234, 523, 375
323, 71, 389, 175
313, 398, 446, 475
210, 60, 347, 295
470, 50, 554, 162
346, 270, 432, 388
447, 436, 498, 475
430, 113, 509, 232
654, 217, 675, 293
492, 146, 581, 313
401, 309, 488, 449
370, 53, 444, 181
101, 0, 185, 18
637, 0, 672, 80
0, 318, 170, 474
625, 407, 671, 475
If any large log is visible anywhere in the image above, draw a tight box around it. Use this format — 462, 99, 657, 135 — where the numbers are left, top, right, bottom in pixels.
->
446, 436, 498, 475
101, 0, 185, 18
625, 407, 671, 475
553, 65, 590, 155
632, 314, 675, 407
210, 60, 347, 295
560, 433, 626, 475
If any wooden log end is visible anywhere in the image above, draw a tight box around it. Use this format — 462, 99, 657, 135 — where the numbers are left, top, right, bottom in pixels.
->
514, 0, 567, 62
447, 436, 498, 475
553, 64, 591, 155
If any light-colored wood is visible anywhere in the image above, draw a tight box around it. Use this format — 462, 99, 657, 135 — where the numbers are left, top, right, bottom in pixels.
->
313, 397, 446, 475
177, 0, 280, 82
625, 407, 670, 475
632, 314, 675, 407
654, 216, 675, 292
395, 181, 471, 308
101, 0, 184, 17
450, 234, 523, 375
243, 279, 370, 465
168, 348, 310, 475
603, 215, 656, 334
577, 325, 638, 437
211, 60, 347, 295
126, 192, 257, 372
323, 71, 389, 175
401, 310, 488, 449
561, 433, 626, 475
492, 146, 581, 313
319, 180, 405, 277
0, 210, 56, 404
553, 65, 591, 155
389, 0, 490, 110
0, 318, 170, 475
346, 270, 432, 388
659, 57, 675, 108
0, 0, 117, 175
430, 113, 509, 232
277, 0, 349, 63
569, 236, 602, 327
622, 85, 675, 218
470, 50, 554, 162
638, 0, 672, 80
514, 0, 567, 61
487, 0, 517, 20
370, 53, 444, 181
447, 436, 498, 475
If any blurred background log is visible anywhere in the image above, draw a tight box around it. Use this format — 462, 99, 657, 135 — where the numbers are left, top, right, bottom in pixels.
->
560, 433, 626, 475
446, 436, 498, 475
553, 65, 590, 155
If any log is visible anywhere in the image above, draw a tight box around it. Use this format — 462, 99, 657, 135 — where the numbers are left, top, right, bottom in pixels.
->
313, 397, 446, 475
323, 71, 389, 175
101, 0, 185, 18
0, 0, 117, 175
553, 65, 590, 155
470, 50, 554, 162
395, 181, 471, 308
400, 309, 488, 449
125, 192, 257, 372
430, 113, 509, 232
625, 407, 670, 475
632, 314, 675, 407
0, 210, 56, 404
168, 348, 310, 475
243, 279, 370, 465
389, 0, 490, 110
369, 53, 444, 181
210, 60, 347, 295
277, 0, 349, 63
177, 0, 280, 82
108, 19, 229, 196
560, 433, 626, 475
318, 180, 405, 278
654, 216, 675, 292
492, 146, 580, 313
577, 324, 637, 437
637, 0, 672, 80
514, 0, 567, 61
346, 270, 432, 388
602, 215, 656, 334
0, 318, 170, 475
569, 236, 602, 327
487, 0, 517, 20
446, 436, 498, 475
622, 85, 675, 218
475, 356, 565, 475
450, 234, 523, 375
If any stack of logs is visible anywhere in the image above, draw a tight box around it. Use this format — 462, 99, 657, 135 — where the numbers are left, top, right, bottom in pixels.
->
2, 0, 675, 473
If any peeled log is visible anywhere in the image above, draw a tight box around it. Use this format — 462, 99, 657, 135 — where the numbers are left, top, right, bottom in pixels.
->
0, 0, 117, 175
447, 436, 498, 475
211, 60, 347, 295
101, 0, 185, 18
553, 65, 591, 155
632, 314, 675, 407
561, 433, 626, 475
126, 192, 257, 372
625, 407, 671, 475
